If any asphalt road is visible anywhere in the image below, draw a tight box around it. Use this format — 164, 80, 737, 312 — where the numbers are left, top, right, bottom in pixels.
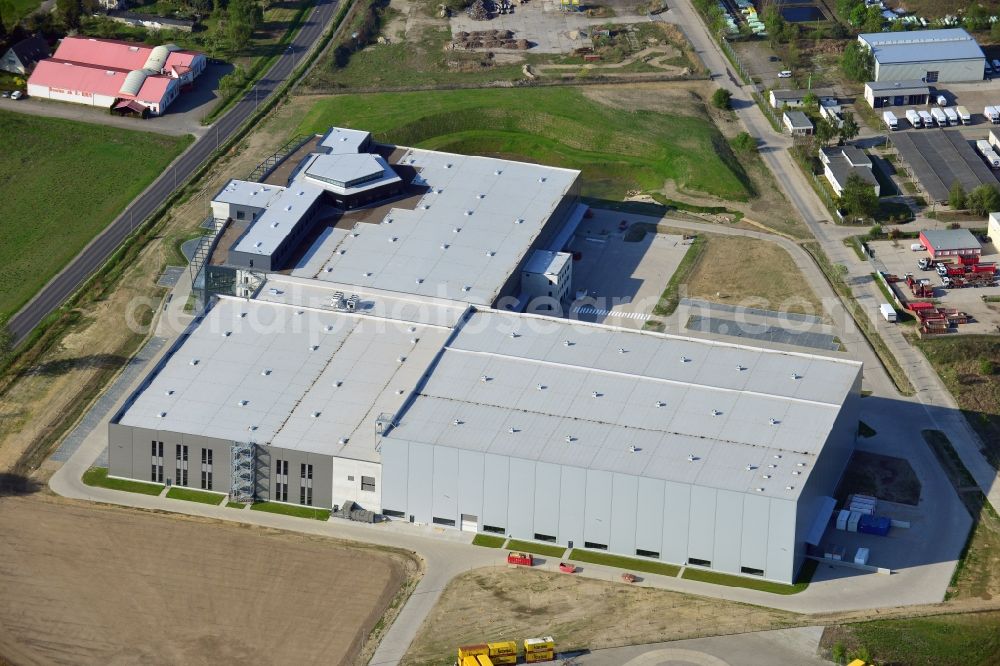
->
7, 0, 340, 345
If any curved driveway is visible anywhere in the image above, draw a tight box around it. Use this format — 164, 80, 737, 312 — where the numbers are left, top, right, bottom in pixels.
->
7, 0, 340, 345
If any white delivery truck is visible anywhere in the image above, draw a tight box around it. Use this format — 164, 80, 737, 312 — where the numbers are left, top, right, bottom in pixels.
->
956, 105, 971, 124
990, 129, 1000, 151
905, 108, 922, 128
986, 105, 1000, 124
918, 109, 934, 126
931, 107, 948, 127
944, 107, 959, 125
882, 111, 898, 130
937, 94, 948, 107
977, 140, 1000, 168
880, 303, 897, 322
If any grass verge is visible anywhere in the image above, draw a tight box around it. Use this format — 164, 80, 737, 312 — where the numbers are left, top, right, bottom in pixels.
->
295, 87, 754, 202
802, 241, 914, 395
505, 539, 567, 558
472, 534, 506, 548
568, 549, 680, 577
0, 111, 192, 317
250, 501, 331, 521
653, 235, 706, 316
81, 467, 164, 496
226, 501, 247, 509
166, 487, 226, 505
681, 559, 816, 595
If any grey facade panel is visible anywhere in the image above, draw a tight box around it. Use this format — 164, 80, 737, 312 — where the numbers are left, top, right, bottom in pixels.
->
533, 462, 562, 538
713, 490, 744, 574
688, 486, 717, 563
432, 446, 459, 523
661, 481, 691, 564
407, 442, 434, 523
457, 450, 485, 525
584, 469, 612, 547
183, 433, 232, 494
108, 422, 136, 480
558, 466, 586, 546
610, 473, 639, 556
266, 446, 333, 509
740, 493, 771, 572
876, 59, 983, 83
507, 458, 536, 538
766, 499, 796, 579
482, 453, 510, 531
635, 477, 665, 554
380, 438, 408, 513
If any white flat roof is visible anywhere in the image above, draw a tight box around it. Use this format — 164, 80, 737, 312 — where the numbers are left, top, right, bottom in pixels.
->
523, 249, 570, 276
302, 153, 401, 194
291, 147, 579, 304
213, 179, 285, 209
386, 310, 861, 498
232, 182, 325, 256
118, 296, 452, 461
320, 127, 371, 154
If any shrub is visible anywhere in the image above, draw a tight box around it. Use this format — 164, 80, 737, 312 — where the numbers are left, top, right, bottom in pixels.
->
711, 88, 732, 110
981, 359, 996, 375
730, 131, 757, 153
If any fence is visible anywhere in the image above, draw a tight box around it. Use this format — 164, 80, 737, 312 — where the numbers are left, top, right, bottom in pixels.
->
247, 133, 314, 182
719, 37, 781, 131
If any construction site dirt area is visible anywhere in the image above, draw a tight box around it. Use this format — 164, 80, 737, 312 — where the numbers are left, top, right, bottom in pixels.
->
868, 238, 1000, 335
0, 494, 413, 666
401, 567, 803, 665
834, 451, 922, 506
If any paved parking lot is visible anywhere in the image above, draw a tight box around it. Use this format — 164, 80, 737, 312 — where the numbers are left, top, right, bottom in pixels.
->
567, 211, 692, 329
869, 239, 1000, 334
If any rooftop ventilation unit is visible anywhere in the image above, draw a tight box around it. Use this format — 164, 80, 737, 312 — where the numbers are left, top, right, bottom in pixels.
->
711, 409, 721, 416
736, 365, 746, 371
480, 375, 490, 382
762, 474, 771, 479
261, 368, 271, 376
655, 401, 665, 407
190, 359, 199, 366
338, 437, 348, 445
774, 454, 782, 459
790, 373, 801, 380
628, 445, 637, 453
508, 427, 516, 434
565, 435, 574, 442
755, 487, 765, 492
165, 389, 174, 395
334, 380, 343, 387
311, 411, 321, 418
618, 348, 626, 354
157, 411, 166, 418
687, 454, 697, 462
769, 418, 779, 425
222, 331, 232, 337
680, 356, 690, 363
537, 384, 545, 390
515, 218, 524, 225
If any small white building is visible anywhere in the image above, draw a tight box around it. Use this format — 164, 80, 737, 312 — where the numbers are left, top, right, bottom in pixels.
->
769, 88, 836, 110
783, 111, 814, 136
521, 250, 572, 311
820, 146, 880, 197
988, 212, 1000, 246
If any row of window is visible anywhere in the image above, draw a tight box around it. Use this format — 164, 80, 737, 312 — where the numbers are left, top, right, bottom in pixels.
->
150, 442, 214, 489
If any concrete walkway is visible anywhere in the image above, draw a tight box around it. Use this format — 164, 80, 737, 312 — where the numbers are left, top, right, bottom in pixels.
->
661, 0, 999, 514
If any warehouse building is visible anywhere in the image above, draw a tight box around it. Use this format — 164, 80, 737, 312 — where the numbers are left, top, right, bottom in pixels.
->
381, 311, 862, 584
919, 229, 981, 260
110, 127, 862, 584
27, 36, 205, 115
858, 29, 985, 83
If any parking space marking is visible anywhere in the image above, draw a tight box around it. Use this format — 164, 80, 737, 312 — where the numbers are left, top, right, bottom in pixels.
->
572, 306, 649, 320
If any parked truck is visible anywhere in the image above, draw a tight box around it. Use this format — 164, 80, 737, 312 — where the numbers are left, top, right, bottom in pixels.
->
882, 111, 898, 130
977, 140, 1000, 168
918, 109, 934, 126
944, 107, 959, 125
931, 107, 948, 127
905, 109, 922, 128
879, 303, 897, 322
986, 105, 1000, 124
956, 105, 972, 124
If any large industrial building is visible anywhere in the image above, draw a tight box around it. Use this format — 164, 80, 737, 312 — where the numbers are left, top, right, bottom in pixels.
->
858, 29, 985, 83
27, 36, 205, 115
109, 128, 862, 584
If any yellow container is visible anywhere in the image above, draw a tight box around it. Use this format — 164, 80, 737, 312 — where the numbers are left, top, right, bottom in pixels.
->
458, 644, 489, 659
476, 656, 494, 666
523, 637, 555, 653
525, 651, 555, 663
462, 657, 480, 666
488, 641, 517, 657
490, 656, 517, 665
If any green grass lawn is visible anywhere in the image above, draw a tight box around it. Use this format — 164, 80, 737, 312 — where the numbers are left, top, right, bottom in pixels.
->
226, 501, 247, 509
6, 0, 42, 22
81, 467, 164, 496
295, 88, 753, 202
165, 487, 226, 505
681, 559, 816, 595
472, 534, 507, 548
567, 549, 680, 577
826, 611, 1000, 666
505, 539, 567, 559
250, 501, 331, 521
0, 111, 192, 317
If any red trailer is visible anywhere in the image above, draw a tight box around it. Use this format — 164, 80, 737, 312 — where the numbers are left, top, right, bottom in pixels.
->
507, 552, 534, 567
958, 255, 981, 266
558, 562, 577, 573
909, 301, 936, 312
972, 263, 997, 274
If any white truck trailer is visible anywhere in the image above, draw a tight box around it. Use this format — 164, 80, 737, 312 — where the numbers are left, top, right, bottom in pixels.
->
882, 111, 898, 130
944, 107, 959, 125
880, 303, 897, 323
918, 109, 934, 126
985, 105, 1000, 124
956, 105, 971, 124
931, 107, 948, 127
977, 140, 1000, 168
905, 109, 922, 128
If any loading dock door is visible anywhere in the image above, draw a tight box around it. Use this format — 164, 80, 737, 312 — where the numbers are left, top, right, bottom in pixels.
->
461, 514, 479, 532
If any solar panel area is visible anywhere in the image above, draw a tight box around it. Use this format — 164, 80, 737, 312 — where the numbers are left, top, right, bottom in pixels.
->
891, 129, 1000, 202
